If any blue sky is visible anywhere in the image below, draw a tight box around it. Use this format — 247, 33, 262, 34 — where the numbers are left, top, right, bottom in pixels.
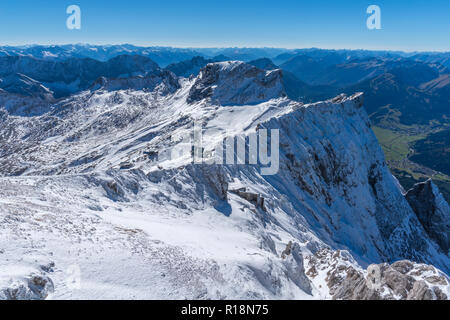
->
0, 0, 449, 51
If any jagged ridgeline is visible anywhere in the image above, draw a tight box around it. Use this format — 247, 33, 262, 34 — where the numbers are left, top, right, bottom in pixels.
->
0, 55, 448, 300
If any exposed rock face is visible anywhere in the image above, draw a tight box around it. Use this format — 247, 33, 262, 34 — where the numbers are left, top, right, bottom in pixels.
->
306, 249, 448, 300
200, 164, 229, 201
405, 179, 450, 253
187, 61, 285, 105
281, 242, 313, 295
230, 188, 266, 212
305, 249, 363, 298
0, 274, 54, 300
281, 241, 293, 259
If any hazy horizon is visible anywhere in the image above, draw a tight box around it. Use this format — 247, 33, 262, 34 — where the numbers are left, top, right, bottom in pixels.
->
1, 43, 449, 54
0, 0, 449, 51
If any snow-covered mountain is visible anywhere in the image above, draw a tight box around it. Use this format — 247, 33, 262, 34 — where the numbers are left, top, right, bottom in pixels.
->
0, 60, 448, 300
187, 61, 285, 105
0, 55, 161, 99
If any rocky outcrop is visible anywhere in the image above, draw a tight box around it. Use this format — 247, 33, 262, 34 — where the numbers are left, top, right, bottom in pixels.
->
230, 187, 266, 211
280, 242, 312, 294
0, 274, 54, 300
306, 249, 449, 300
201, 165, 229, 201
281, 241, 293, 259
405, 179, 450, 253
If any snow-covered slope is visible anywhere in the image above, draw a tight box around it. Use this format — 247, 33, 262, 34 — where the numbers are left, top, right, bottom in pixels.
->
0, 61, 448, 300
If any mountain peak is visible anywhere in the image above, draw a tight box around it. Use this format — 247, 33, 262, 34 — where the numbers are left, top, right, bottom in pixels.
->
187, 61, 285, 105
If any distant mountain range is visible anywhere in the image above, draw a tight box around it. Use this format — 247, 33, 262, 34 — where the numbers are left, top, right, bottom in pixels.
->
1, 46, 448, 123
1, 44, 448, 66
1, 46, 447, 122
0, 45, 290, 67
